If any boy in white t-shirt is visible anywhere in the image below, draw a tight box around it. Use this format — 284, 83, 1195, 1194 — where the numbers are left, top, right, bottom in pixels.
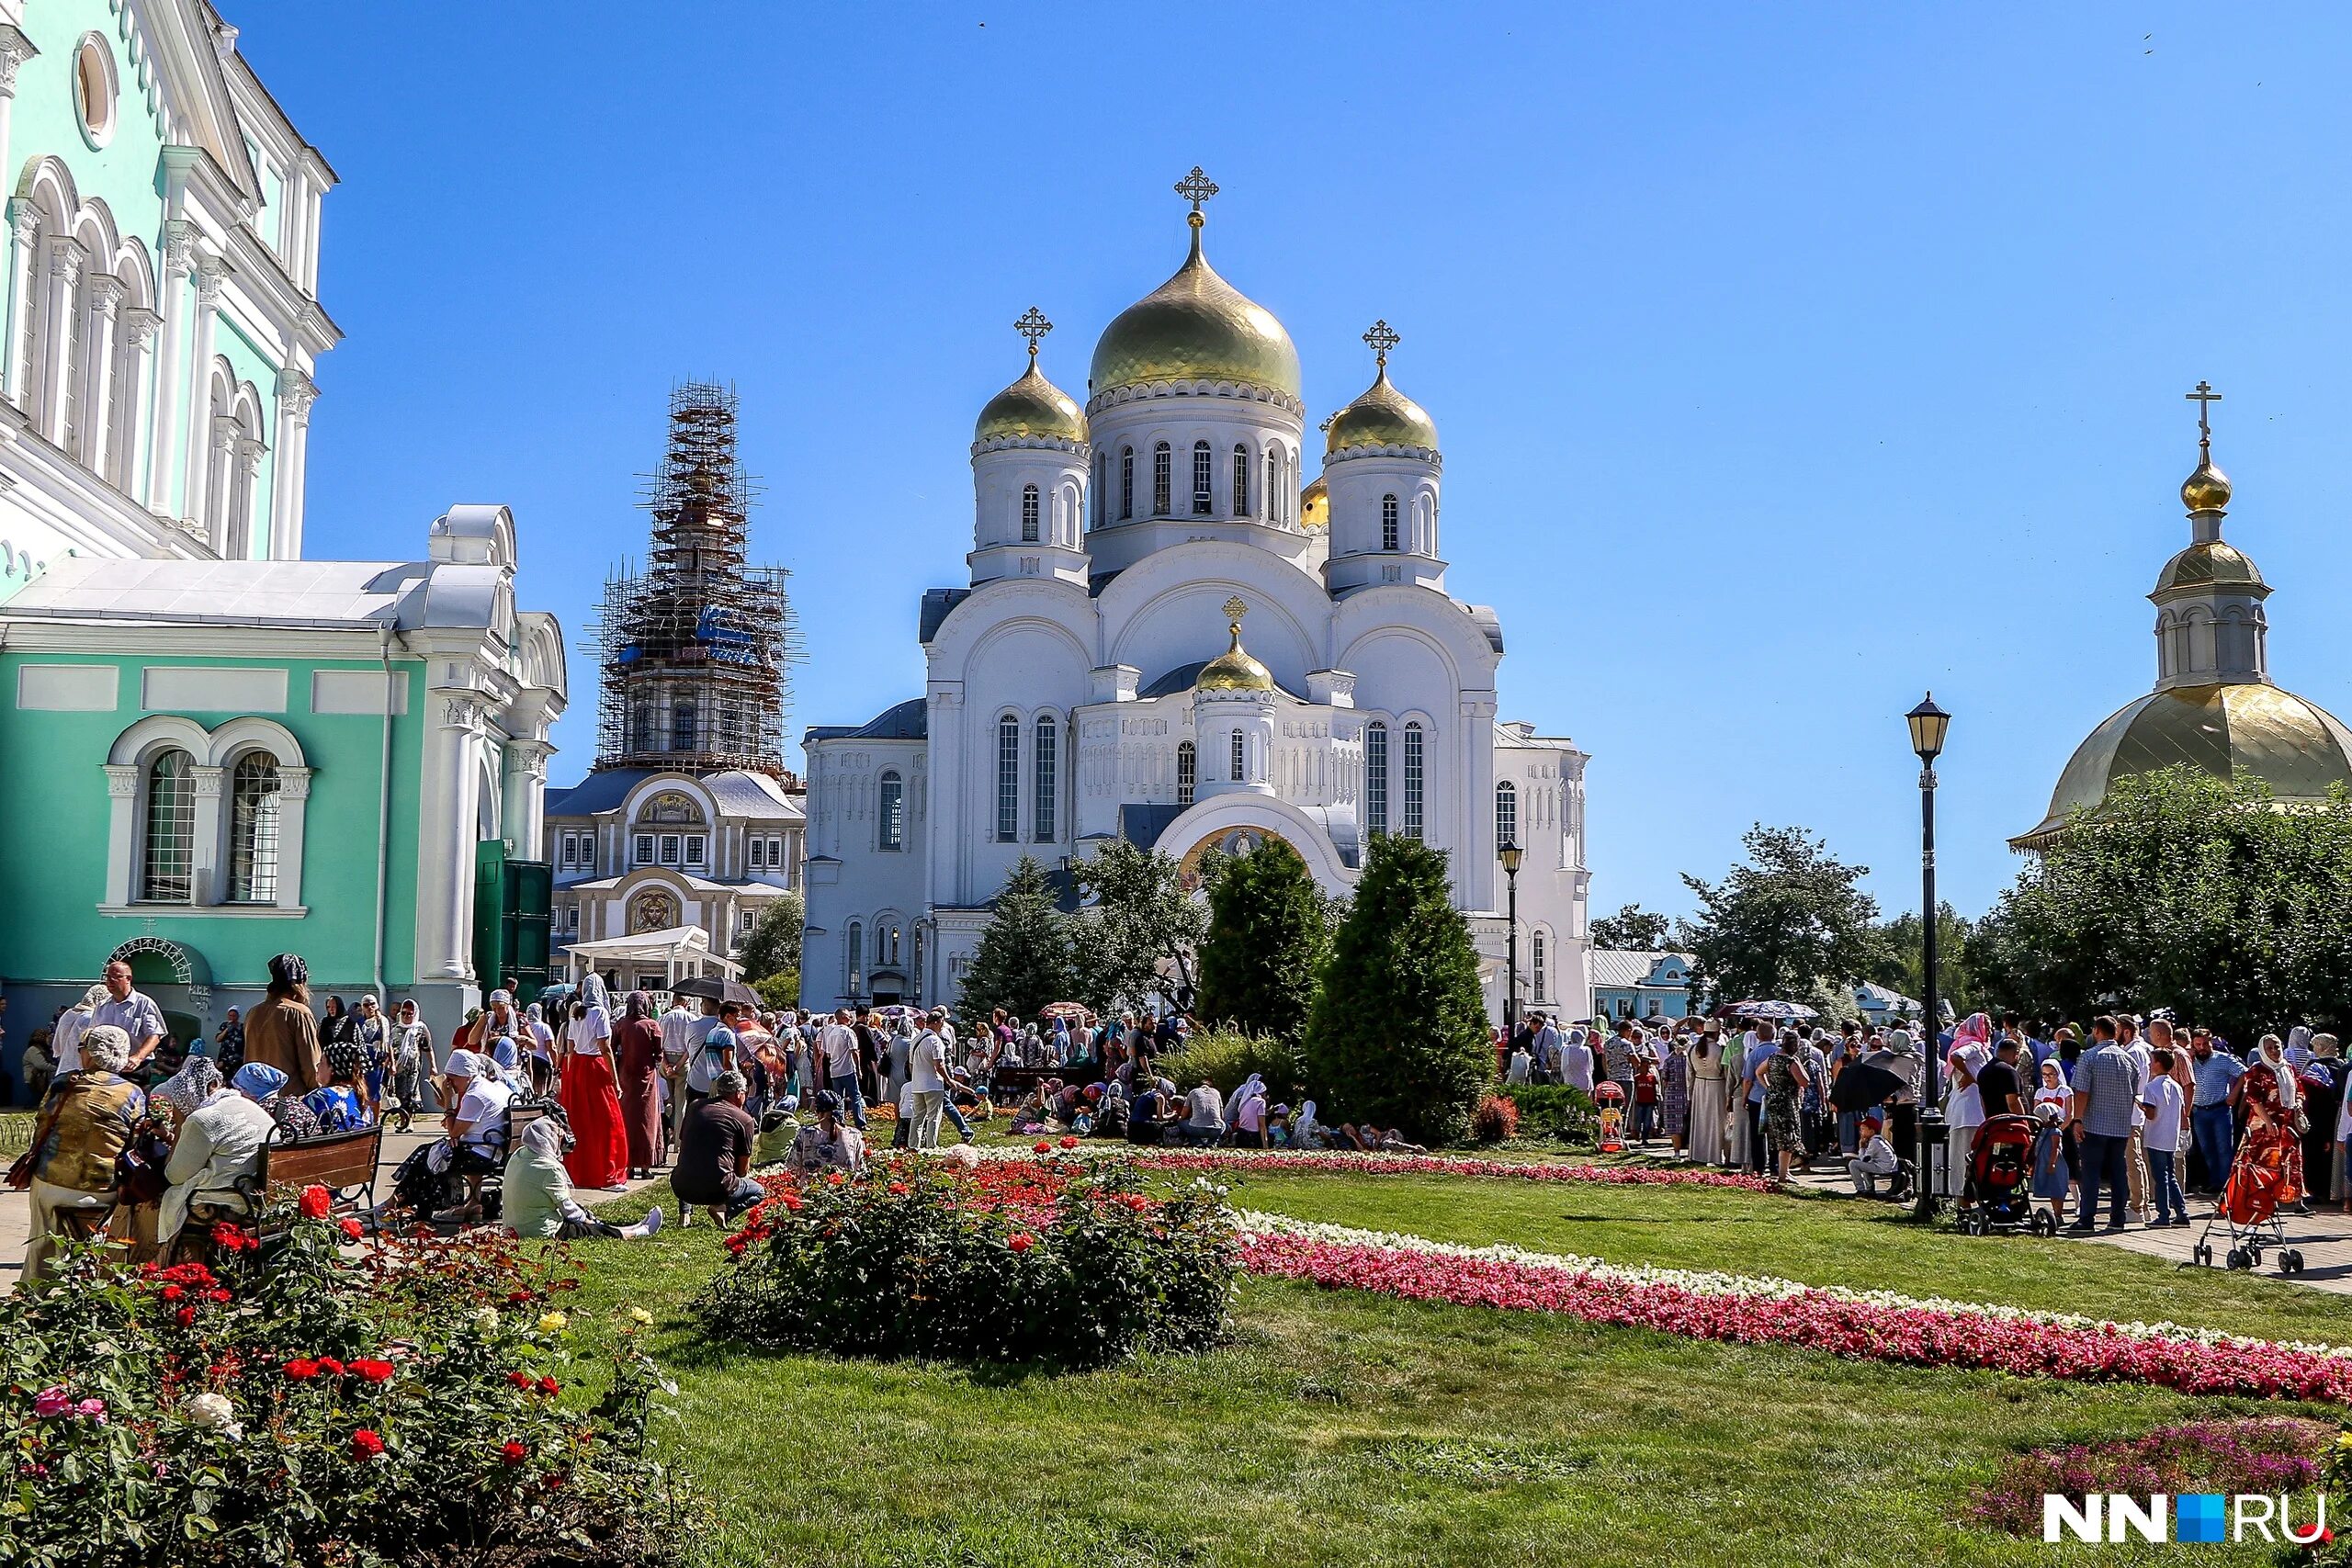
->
1847, 1114, 1901, 1199
2139, 1047, 2189, 1227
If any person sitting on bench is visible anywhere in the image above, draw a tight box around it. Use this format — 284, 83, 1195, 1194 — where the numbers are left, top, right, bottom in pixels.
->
430, 1049, 512, 1224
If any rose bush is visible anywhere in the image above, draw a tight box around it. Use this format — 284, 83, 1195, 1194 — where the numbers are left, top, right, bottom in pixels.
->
0, 1187, 693, 1568
695, 1156, 1237, 1369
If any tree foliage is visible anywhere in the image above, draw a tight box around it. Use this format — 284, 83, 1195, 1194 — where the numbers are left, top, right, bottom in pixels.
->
1193, 840, 1329, 1042
1970, 768, 2352, 1043
1305, 835, 1493, 1145
1866, 902, 1977, 1014
1589, 902, 1672, 952
732, 890, 805, 981
956, 856, 1076, 1023
1069, 840, 1205, 1015
1678, 825, 1880, 1003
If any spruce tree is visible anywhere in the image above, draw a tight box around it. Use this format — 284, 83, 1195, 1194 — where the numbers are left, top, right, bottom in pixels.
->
1305, 834, 1492, 1144
1194, 839, 1327, 1042
956, 855, 1075, 1023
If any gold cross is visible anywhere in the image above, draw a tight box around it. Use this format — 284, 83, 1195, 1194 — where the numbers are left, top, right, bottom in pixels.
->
1175, 166, 1219, 226
1222, 594, 1248, 625
2186, 380, 2222, 455
1015, 306, 1052, 363
1363, 320, 1400, 367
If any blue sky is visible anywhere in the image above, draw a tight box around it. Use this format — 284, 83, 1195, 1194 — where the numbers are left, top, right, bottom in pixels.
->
239, 2, 2352, 927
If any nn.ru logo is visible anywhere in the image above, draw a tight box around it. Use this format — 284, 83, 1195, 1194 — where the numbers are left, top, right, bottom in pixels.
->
2042, 1493, 2330, 1544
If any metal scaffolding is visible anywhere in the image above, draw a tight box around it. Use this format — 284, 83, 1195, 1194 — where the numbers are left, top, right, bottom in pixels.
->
588, 383, 800, 778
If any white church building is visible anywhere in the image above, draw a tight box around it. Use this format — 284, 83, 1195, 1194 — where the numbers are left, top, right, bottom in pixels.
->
802, 173, 1590, 1025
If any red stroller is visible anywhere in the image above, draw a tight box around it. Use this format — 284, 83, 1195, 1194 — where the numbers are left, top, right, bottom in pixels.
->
2189, 1122, 2307, 1275
1958, 1114, 2049, 1236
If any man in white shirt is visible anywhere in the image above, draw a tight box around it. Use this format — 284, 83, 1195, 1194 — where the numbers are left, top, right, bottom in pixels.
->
2120, 1015, 2153, 1223
819, 1009, 866, 1128
906, 1009, 953, 1149
1180, 1077, 1225, 1146
92, 960, 166, 1068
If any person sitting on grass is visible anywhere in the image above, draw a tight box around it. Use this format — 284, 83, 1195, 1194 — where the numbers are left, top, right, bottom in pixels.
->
1176, 1075, 1224, 1147
503, 1116, 662, 1242
1265, 1104, 1293, 1146
786, 1089, 866, 1178
672, 1069, 764, 1229
1847, 1113, 1900, 1197
1125, 1077, 1176, 1145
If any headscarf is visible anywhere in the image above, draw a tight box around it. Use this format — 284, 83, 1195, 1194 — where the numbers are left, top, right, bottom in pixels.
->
74, 983, 107, 1012
579, 973, 610, 1013
441, 1049, 485, 1082
2256, 1034, 2301, 1111
232, 1062, 288, 1102
154, 1057, 227, 1118
525, 1002, 543, 1024
267, 953, 307, 987
2286, 1025, 2314, 1068
1226, 1073, 1266, 1128
517, 1114, 572, 1160
1888, 1028, 1915, 1055
1951, 1013, 1993, 1053
623, 989, 656, 1022
1295, 1100, 1321, 1142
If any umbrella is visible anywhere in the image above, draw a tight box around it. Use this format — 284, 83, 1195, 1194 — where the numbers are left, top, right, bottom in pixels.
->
1827, 1062, 1907, 1113
1040, 1002, 1094, 1022
672, 975, 762, 1008
1729, 1000, 1818, 1021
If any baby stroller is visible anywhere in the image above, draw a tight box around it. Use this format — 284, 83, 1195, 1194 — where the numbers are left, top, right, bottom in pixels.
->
1957, 1114, 2049, 1235
2189, 1122, 2308, 1275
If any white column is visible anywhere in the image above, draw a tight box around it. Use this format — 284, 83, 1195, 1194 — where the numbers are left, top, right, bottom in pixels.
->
926, 682, 965, 905
116, 308, 159, 494
144, 222, 194, 514
39, 237, 83, 446
270, 370, 315, 558
81, 274, 124, 472
0, 34, 30, 209
416, 691, 485, 982
189, 764, 226, 906
102, 764, 141, 906
503, 739, 551, 860
179, 254, 229, 529
230, 434, 263, 558
3, 204, 36, 410
275, 767, 311, 910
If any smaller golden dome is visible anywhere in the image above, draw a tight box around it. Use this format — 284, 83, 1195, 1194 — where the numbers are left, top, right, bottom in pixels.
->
2153, 539, 2267, 596
1195, 599, 1274, 694
1298, 474, 1329, 532
975, 358, 1084, 445
2181, 457, 2232, 514
1326, 366, 1439, 457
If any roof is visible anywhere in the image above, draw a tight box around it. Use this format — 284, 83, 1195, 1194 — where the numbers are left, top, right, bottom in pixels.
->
1137, 660, 1304, 702
545, 768, 803, 822
556, 924, 740, 977
806, 697, 928, 746
1588, 950, 1695, 989
919, 588, 971, 645
1853, 981, 1920, 1011
0, 556, 483, 631
1117, 804, 1182, 850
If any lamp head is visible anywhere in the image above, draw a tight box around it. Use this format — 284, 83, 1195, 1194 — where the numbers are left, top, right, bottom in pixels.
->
1905, 693, 1951, 765
1498, 840, 1524, 874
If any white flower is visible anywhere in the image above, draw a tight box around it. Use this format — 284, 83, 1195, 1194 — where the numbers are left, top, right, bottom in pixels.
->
943, 1144, 979, 1170
471, 1307, 501, 1337
184, 1392, 242, 1440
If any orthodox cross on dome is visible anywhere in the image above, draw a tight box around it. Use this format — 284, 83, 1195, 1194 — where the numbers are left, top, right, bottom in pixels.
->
1014, 306, 1052, 365
2186, 379, 2222, 457
1174, 165, 1219, 229
1363, 319, 1400, 369
1223, 593, 1249, 629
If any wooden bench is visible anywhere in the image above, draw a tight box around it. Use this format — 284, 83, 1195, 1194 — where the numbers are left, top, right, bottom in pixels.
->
246, 1122, 384, 1224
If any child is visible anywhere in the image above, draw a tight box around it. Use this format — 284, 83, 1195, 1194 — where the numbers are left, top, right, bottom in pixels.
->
1848, 1113, 1899, 1198
2030, 1102, 2072, 1222
1633, 1062, 1660, 1145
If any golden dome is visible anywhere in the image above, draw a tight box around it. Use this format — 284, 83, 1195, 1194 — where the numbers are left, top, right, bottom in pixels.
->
1194, 602, 1275, 694
1298, 474, 1329, 532
1090, 221, 1301, 403
975, 358, 1084, 445
2153, 539, 2267, 596
1326, 366, 1439, 457
2011, 682, 2352, 849
2181, 457, 2233, 514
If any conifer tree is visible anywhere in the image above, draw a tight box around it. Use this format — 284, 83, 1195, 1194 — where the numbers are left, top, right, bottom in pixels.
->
956, 855, 1075, 1023
1194, 839, 1327, 1043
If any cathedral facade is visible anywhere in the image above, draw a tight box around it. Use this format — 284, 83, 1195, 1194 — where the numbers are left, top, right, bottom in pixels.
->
802, 175, 1589, 1024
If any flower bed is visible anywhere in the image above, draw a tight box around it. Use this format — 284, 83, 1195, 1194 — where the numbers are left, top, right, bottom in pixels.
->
1968, 1419, 2331, 1535
1235, 1214, 2352, 1404
697, 1154, 1237, 1370
974, 1145, 1781, 1192
0, 1192, 689, 1568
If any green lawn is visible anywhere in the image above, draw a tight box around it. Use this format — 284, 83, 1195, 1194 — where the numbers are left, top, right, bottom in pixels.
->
556, 1165, 2352, 1568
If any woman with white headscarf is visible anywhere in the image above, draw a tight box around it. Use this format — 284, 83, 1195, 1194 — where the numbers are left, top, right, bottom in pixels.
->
503, 1115, 662, 1241
158, 1060, 274, 1250
2243, 1032, 2307, 1201
559, 974, 628, 1191
1223, 1074, 1267, 1146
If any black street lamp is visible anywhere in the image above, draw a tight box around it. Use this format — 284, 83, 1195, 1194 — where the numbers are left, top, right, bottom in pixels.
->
1905, 693, 1951, 1218
1499, 840, 1524, 1040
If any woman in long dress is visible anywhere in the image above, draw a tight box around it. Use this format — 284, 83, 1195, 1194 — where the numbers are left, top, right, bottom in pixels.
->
614, 990, 665, 1180
559, 974, 629, 1190
1685, 1024, 1728, 1166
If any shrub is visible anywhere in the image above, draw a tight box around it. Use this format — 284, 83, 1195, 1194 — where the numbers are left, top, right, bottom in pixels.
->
1499, 1083, 1596, 1144
1193, 839, 1328, 1042
752, 972, 799, 1012
0, 1194, 691, 1568
695, 1154, 1237, 1370
1471, 1093, 1521, 1143
1156, 1027, 1304, 1102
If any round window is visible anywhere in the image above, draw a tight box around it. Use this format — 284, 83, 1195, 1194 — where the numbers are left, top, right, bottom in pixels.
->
74, 35, 116, 149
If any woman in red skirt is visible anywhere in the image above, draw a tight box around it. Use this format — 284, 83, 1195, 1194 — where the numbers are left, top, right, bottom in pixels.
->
559, 973, 630, 1190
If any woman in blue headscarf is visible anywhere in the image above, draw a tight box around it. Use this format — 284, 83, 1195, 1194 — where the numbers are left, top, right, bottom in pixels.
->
234, 1061, 321, 1142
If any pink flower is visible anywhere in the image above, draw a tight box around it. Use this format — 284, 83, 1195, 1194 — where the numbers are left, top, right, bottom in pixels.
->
30, 1387, 69, 1418
1119, 1150, 1781, 1192
73, 1398, 106, 1423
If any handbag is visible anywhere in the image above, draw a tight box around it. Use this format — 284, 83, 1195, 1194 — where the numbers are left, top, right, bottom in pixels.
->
7, 1089, 68, 1190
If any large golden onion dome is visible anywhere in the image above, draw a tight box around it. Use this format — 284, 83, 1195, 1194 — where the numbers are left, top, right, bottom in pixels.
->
1195, 597, 1275, 694
2012, 683, 2352, 849
1298, 474, 1329, 532
1090, 215, 1301, 404
975, 358, 1084, 445
1327, 365, 1439, 457
2153, 539, 2265, 596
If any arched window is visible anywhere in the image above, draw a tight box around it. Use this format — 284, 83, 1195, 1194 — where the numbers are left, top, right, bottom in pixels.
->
1232, 445, 1250, 516
845, 920, 864, 996
671, 699, 698, 753
1382, 493, 1400, 551
1021, 483, 1040, 542
1364, 721, 1388, 837
227, 751, 282, 903
1192, 440, 1214, 514
996, 715, 1021, 841
881, 924, 901, 966
878, 770, 904, 852
1120, 447, 1134, 520
1532, 930, 1547, 1002
1177, 740, 1196, 807
1401, 721, 1425, 840
1267, 448, 1279, 523
1495, 780, 1518, 852
1229, 728, 1246, 782
1152, 442, 1171, 515
1033, 714, 1058, 841
141, 747, 196, 902
1090, 452, 1104, 528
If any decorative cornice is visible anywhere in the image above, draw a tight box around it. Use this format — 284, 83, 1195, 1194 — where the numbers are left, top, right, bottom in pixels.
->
276, 367, 318, 426
193, 253, 232, 304
163, 219, 198, 278
45, 236, 85, 280
1084, 378, 1306, 420
235, 436, 265, 475
277, 767, 312, 802
0, 28, 35, 96
12, 204, 40, 243
969, 433, 1087, 458
1324, 441, 1443, 470
85, 275, 127, 312
122, 307, 162, 348
103, 763, 141, 799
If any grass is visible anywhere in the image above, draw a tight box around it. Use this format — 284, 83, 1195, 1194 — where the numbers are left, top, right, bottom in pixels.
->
555, 1163, 2352, 1567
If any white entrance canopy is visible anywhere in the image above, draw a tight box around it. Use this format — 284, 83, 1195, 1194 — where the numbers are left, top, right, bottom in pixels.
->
562, 924, 742, 987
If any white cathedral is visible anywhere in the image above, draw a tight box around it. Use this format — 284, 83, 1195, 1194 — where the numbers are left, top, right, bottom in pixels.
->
801, 173, 1590, 1025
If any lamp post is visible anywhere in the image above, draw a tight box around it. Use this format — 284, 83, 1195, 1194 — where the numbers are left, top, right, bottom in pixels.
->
1499, 840, 1524, 1041
1905, 693, 1951, 1219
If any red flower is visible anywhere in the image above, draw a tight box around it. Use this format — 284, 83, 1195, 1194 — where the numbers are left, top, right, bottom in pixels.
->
505, 1291, 532, 1306
298, 1185, 332, 1219
161, 1284, 185, 1302
174, 1307, 196, 1328
350, 1428, 385, 1460
350, 1359, 395, 1384
535, 1377, 559, 1397
316, 1357, 345, 1379
1007, 1232, 1035, 1254
506, 1371, 534, 1389
209, 1221, 254, 1252
501, 1439, 529, 1466
887, 1181, 910, 1196
826, 1171, 847, 1187
340, 1217, 365, 1242
205, 1288, 231, 1303
283, 1359, 321, 1381
1058, 1136, 1079, 1149
1033, 1141, 1052, 1155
